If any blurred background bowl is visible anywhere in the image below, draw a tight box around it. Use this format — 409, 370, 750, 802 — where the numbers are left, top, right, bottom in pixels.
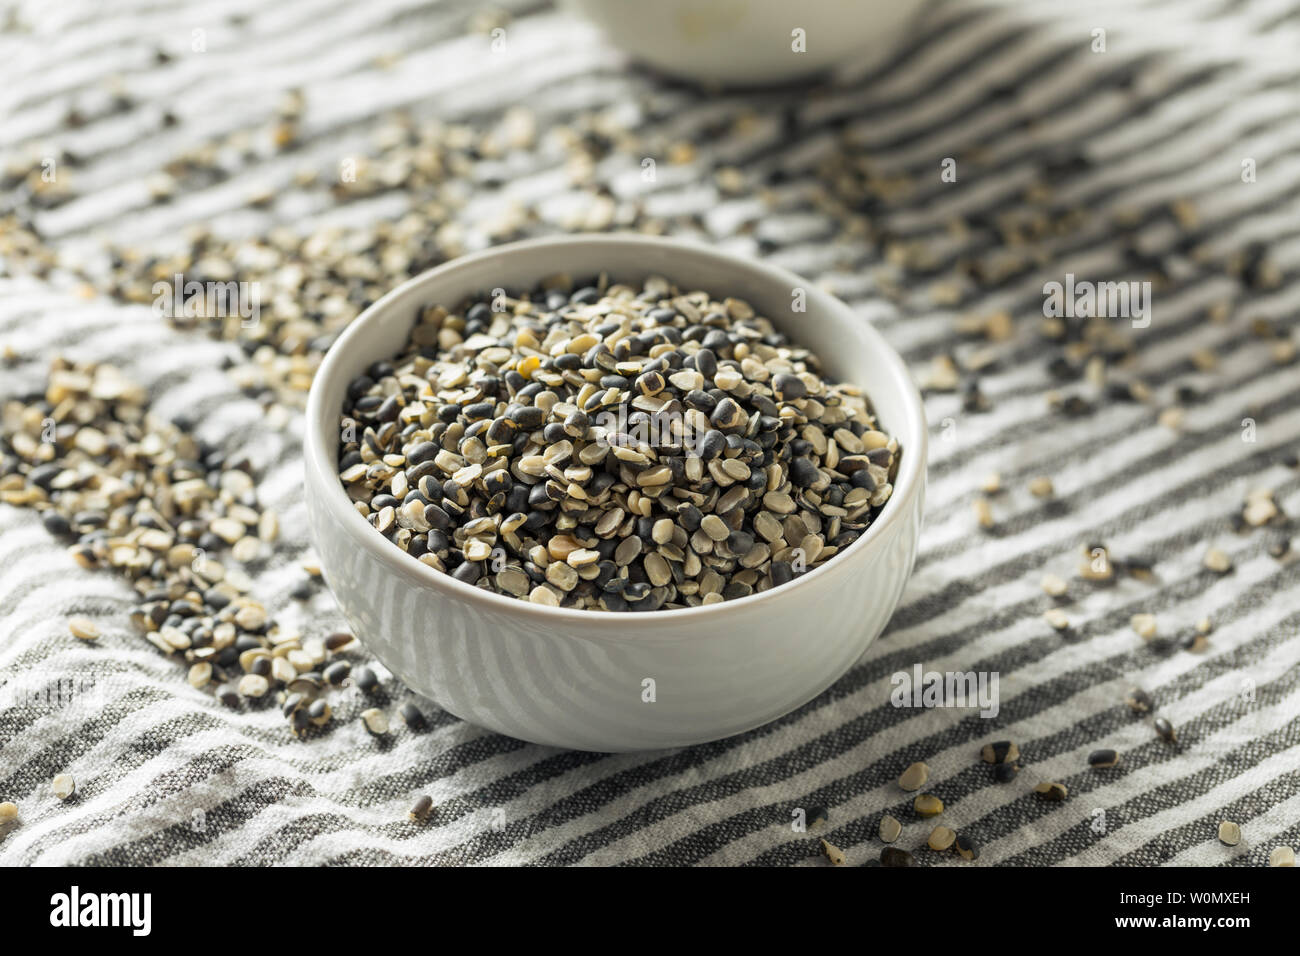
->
565, 0, 924, 86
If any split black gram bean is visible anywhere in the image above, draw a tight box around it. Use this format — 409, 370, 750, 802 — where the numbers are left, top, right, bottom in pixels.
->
879, 814, 902, 843
353, 665, 379, 693
880, 847, 913, 867
308, 700, 331, 726
337, 277, 900, 610
1088, 749, 1120, 768
806, 806, 828, 831
1125, 687, 1154, 714
323, 661, 351, 686
980, 740, 1019, 765
820, 838, 846, 866
1154, 716, 1177, 743
954, 833, 980, 861
927, 825, 956, 851
993, 763, 1019, 783
409, 795, 434, 822
0, 359, 352, 737
68, 617, 100, 641
898, 761, 929, 792
913, 793, 944, 817
400, 702, 426, 729
361, 707, 389, 735
51, 774, 75, 800
325, 632, 356, 652
1035, 781, 1069, 801
1267, 533, 1290, 560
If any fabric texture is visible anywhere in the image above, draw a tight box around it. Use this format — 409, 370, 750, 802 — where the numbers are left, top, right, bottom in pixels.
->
2, 0, 1299, 866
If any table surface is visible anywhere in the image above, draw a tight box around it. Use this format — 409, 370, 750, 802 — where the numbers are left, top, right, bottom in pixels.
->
1, 0, 1298, 866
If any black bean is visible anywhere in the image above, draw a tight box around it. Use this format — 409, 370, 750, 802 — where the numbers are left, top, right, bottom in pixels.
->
955, 833, 980, 861
698, 429, 725, 460
563, 409, 590, 437
701, 330, 729, 353
771, 372, 806, 401
981, 740, 1020, 764
678, 503, 703, 531
28, 464, 61, 490
771, 561, 794, 586
727, 530, 754, 554
722, 581, 752, 600
42, 512, 72, 536
409, 794, 434, 821
711, 397, 742, 429
790, 457, 820, 488
323, 661, 351, 686
1088, 749, 1120, 768
407, 441, 439, 464
347, 375, 374, 400
353, 665, 379, 693
1154, 716, 1177, 742
453, 561, 481, 584
486, 418, 515, 444
635, 370, 666, 396
423, 503, 450, 530
400, 702, 426, 729
1035, 781, 1069, 801
325, 632, 355, 652
1125, 687, 1154, 713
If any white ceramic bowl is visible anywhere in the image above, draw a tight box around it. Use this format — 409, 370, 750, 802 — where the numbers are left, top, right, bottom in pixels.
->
304, 235, 925, 752
564, 0, 924, 86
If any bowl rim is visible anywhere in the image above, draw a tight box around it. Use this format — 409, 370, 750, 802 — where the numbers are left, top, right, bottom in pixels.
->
304, 233, 927, 625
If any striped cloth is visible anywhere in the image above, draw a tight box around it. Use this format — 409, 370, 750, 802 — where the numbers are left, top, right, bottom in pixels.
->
2, 0, 1299, 866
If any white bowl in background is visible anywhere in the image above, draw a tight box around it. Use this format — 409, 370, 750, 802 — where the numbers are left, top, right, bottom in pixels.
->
304, 234, 926, 751
564, 0, 923, 86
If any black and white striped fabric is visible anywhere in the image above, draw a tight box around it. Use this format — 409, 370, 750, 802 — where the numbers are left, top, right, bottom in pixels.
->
2, 0, 1299, 866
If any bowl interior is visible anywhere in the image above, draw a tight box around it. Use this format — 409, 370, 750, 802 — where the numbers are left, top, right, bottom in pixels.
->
306, 234, 925, 618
